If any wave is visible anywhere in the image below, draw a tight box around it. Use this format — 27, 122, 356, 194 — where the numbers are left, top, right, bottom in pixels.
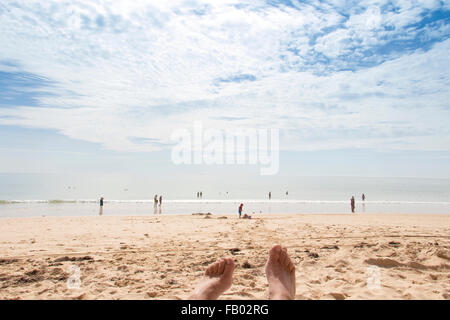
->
1, 199, 450, 205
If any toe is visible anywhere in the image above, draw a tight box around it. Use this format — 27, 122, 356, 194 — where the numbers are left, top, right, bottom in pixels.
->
213, 261, 220, 275
269, 244, 282, 262
217, 259, 226, 275
286, 255, 295, 272
205, 263, 214, 276
279, 249, 289, 266
223, 258, 235, 277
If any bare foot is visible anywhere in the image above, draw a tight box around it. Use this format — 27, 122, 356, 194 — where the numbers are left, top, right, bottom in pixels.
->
188, 257, 235, 300
265, 244, 295, 300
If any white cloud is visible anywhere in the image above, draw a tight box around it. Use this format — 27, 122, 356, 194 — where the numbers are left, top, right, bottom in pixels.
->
0, 0, 448, 153
314, 28, 352, 58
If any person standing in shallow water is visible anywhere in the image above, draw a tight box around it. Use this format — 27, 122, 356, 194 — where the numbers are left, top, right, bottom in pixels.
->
238, 203, 243, 219
153, 195, 158, 214
269, 192, 271, 200
351, 196, 355, 213
99, 197, 104, 216
362, 193, 365, 201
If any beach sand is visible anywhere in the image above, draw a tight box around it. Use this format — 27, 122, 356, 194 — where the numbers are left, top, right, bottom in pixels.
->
0, 213, 449, 300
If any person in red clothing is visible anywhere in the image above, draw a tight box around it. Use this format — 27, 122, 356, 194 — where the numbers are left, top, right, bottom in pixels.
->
238, 203, 243, 219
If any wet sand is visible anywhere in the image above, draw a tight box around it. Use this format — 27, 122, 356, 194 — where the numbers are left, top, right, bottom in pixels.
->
0, 213, 449, 300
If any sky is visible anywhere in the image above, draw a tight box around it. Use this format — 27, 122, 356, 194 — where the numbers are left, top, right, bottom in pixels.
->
0, 0, 449, 198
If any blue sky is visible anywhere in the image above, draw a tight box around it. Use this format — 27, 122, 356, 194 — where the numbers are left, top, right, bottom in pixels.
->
0, 0, 450, 189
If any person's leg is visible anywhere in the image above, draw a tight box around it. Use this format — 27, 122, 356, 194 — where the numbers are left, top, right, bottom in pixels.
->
265, 244, 295, 300
189, 258, 235, 300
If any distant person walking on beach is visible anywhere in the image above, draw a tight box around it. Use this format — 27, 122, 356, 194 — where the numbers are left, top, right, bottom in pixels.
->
200, 191, 203, 198
269, 192, 271, 200
351, 196, 355, 213
154, 195, 158, 206
159, 195, 162, 206
238, 203, 243, 219
99, 197, 104, 216
362, 193, 365, 201
286, 191, 288, 196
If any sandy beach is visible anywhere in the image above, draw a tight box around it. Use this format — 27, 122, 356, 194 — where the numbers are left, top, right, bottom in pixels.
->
0, 213, 449, 300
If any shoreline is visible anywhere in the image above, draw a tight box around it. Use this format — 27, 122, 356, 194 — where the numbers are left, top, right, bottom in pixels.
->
2, 199, 450, 217
1, 211, 450, 221
2, 211, 450, 217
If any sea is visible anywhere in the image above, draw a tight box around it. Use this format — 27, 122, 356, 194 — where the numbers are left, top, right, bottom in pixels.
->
0, 176, 449, 218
